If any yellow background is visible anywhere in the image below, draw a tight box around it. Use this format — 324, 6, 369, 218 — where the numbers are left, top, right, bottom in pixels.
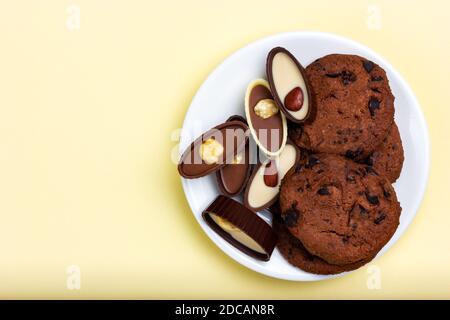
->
0, 0, 448, 299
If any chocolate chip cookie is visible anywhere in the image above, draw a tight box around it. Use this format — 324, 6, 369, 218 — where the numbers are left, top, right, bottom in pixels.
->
279, 154, 401, 265
274, 216, 373, 275
289, 54, 395, 160
364, 122, 404, 183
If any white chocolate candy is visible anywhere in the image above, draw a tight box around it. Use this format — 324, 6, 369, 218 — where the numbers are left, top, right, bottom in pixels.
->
245, 144, 299, 211
267, 48, 312, 123
271, 52, 309, 120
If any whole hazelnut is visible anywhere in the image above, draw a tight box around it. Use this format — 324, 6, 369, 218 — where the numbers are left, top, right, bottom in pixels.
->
284, 87, 304, 111
263, 160, 278, 187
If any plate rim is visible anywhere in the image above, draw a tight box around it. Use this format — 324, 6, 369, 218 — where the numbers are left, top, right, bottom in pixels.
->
179, 31, 430, 281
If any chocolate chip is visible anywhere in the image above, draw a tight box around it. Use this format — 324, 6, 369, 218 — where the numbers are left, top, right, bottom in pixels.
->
369, 97, 381, 108
374, 212, 386, 224
363, 60, 374, 73
365, 166, 378, 176
351, 223, 358, 231
365, 156, 374, 166
305, 156, 320, 169
326, 72, 341, 78
368, 97, 381, 117
317, 186, 330, 195
345, 148, 363, 160
345, 150, 355, 159
283, 206, 300, 227
371, 76, 383, 81
342, 236, 350, 244
383, 188, 391, 199
341, 71, 357, 85
371, 87, 382, 93
365, 192, 379, 205
297, 187, 304, 193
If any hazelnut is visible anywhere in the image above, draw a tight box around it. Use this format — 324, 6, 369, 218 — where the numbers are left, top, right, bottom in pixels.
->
263, 160, 278, 187
284, 87, 304, 111
254, 99, 279, 119
199, 138, 224, 164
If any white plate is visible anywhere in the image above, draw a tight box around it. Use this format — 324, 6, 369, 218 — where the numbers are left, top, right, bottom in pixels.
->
179, 31, 430, 281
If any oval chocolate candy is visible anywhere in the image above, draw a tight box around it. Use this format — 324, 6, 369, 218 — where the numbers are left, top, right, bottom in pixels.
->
178, 120, 249, 179
244, 79, 287, 158
215, 115, 253, 196
244, 141, 300, 211
202, 195, 277, 261
266, 47, 313, 123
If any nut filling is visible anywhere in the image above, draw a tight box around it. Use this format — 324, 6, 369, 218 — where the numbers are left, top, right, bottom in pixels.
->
199, 138, 224, 164
244, 143, 300, 211
254, 99, 279, 119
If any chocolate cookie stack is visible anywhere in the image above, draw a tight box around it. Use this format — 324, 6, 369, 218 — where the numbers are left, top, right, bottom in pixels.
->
276, 54, 403, 274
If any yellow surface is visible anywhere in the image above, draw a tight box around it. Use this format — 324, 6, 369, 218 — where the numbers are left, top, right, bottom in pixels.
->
0, 0, 448, 299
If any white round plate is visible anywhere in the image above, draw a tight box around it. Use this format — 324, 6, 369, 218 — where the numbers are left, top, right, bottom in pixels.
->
179, 31, 429, 281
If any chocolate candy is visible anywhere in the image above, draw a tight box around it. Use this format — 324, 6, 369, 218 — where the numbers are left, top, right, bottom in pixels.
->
225, 114, 247, 123
215, 115, 253, 196
178, 120, 249, 179
244, 141, 300, 211
266, 47, 313, 123
202, 195, 277, 261
244, 79, 287, 157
